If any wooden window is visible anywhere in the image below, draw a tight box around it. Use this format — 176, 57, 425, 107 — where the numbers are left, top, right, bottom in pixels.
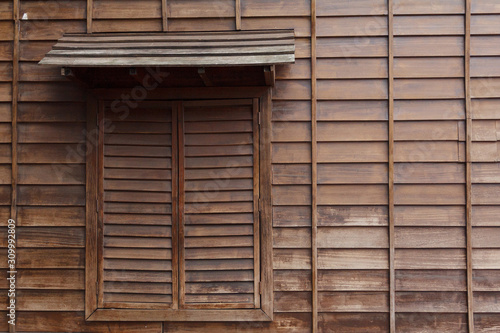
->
86, 88, 272, 322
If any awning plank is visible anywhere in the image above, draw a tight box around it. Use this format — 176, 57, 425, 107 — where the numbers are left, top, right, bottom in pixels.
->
40, 30, 295, 67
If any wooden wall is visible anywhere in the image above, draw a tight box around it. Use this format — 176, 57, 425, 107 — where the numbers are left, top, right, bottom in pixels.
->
0, 0, 499, 332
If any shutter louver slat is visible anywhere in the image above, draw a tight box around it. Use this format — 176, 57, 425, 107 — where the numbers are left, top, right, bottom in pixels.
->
101, 105, 175, 309
180, 101, 259, 309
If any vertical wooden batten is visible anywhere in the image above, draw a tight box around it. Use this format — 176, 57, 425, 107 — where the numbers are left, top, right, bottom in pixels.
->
465, 0, 474, 331
235, 0, 241, 30
9, 0, 19, 332
87, 0, 93, 33
310, 0, 318, 332
162, 0, 168, 31
387, 0, 395, 332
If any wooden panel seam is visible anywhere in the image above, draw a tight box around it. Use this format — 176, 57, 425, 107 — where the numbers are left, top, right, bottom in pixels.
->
388, 1, 395, 332
465, 0, 474, 331
311, 0, 318, 332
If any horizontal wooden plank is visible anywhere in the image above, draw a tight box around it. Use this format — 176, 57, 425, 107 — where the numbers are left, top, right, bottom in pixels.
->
318, 101, 388, 121
394, 0, 464, 14
275, 59, 311, 80
9, 227, 84, 248
273, 228, 311, 248
318, 270, 388, 291
471, 57, 500, 77
318, 122, 388, 142
318, 79, 388, 100
272, 164, 311, 185
472, 99, 500, 120
318, 227, 388, 248
473, 270, 500, 291
395, 57, 464, 78
317, 0, 387, 16
272, 122, 311, 142
318, 206, 388, 227
473, 228, 500, 248
104, 248, 171, 260
319, 313, 389, 333
318, 142, 388, 163
395, 79, 464, 99
395, 163, 465, 184
272, 185, 311, 205
16, 290, 84, 311
395, 100, 465, 121
318, 249, 389, 270
394, 36, 464, 57
274, 291, 311, 313
317, 37, 388, 58
395, 227, 465, 248
396, 270, 466, 292
18, 123, 85, 143
17, 206, 84, 227
16, 269, 84, 290
20, 1, 86, 20
273, 80, 311, 100
18, 185, 85, 206
242, 17, 310, 37
474, 313, 500, 332
318, 163, 388, 184
397, 313, 467, 333
273, 206, 311, 227
274, 270, 311, 291
318, 291, 389, 312
17, 249, 84, 269
94, 0, 161, 19
473, 206, 500, 226
472, 120, 500, 142
394, 15, 464, 36
19, 82, 85, 102
20, 20, 86, 40
472, 15, 500, 35
396, 291, 467, 313
105, 270, 171, 284
473, 249, 500, 269
273, 248, 311, 270
471, 142, 500, 162
395, 184, 465, 205
317, 16, 387, 37
18, 102, 86, 122
169, 0, 234, 17
318, 185, 388, 205
273, 101, 311, 121
395, 142, 465, 162
472, 184, 500, 204
395, 206, 465, 226
317, 58, 387, 79
395, 249, 466, 269
272, 142, 310, 164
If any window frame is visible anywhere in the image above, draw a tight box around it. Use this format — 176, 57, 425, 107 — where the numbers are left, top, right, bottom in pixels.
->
85, 87, 273, 322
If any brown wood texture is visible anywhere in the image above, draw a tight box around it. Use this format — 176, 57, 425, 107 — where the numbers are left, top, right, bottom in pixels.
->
5, 0, 500, 331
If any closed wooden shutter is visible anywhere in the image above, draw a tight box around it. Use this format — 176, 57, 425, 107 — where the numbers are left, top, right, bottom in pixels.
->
99, 102, 177, 309
179, 99, 260, 309
97, 99, 260, 310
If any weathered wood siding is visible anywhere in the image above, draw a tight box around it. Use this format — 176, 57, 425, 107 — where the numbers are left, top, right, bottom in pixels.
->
0, 0, 499, 332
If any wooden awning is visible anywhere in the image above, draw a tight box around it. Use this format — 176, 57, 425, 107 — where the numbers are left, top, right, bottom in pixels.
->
39, 30, 295, 67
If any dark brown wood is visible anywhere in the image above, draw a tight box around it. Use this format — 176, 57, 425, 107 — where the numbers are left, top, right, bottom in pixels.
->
388, 1, 395, 332
310, 0, 318, 331
87, 0, 93, 33
235, 0, 241, 30
85, 93, 98, 319
162, 0, 168, 31
465, 0, 475, 332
